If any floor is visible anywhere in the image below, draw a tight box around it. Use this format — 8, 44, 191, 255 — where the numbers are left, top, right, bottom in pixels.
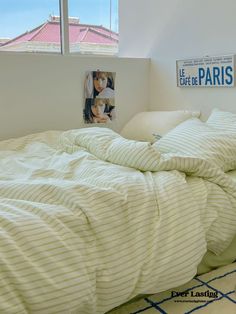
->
110, 262, 236, 314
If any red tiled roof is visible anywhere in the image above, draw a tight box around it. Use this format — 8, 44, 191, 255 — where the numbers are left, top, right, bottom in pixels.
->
2, 20, 118, 47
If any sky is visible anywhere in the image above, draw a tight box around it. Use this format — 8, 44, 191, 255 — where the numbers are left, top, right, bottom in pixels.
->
0, 0, 119, 38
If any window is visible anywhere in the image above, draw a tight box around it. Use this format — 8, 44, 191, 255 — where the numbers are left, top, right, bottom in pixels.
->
0, 0, 61, 53
68, 0, 119, 55
0, 0, 119, 56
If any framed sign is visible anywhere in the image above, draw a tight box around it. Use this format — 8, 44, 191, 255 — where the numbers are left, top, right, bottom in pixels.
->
176, 55, 234, 87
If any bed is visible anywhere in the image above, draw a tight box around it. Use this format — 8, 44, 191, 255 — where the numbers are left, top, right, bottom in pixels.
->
0, 112, 236, 313
197, 169, 236, 275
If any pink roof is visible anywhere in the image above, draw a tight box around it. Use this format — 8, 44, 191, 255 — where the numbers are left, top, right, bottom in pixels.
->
2, 20, 118, 47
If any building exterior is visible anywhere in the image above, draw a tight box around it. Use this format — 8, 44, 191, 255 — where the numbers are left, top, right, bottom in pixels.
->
0, 38, 11, 46
0, 15, 119, 55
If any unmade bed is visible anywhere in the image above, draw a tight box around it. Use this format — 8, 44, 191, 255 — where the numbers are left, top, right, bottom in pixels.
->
0, 121, 236, 313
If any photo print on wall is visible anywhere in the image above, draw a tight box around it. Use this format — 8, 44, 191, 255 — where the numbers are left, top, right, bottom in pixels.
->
84, 71, 116, 124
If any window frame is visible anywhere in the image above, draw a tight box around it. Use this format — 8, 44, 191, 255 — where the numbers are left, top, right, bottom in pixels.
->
0, 0, 118, 57
60, 0, 70, 55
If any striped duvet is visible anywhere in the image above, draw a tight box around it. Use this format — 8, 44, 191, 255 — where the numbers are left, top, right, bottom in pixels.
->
0, 127, 235, 314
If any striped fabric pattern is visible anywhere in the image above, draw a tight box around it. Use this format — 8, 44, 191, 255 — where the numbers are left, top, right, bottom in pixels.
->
154, 118, 236, 172
61, 127, 161, 171
0, 127, 235, 313
206, 109, 236, 133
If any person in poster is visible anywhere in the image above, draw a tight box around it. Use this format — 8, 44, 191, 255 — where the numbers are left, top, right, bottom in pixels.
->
83, 98, 115, 124
93, 71, 115, 98
84, 71, 116, 124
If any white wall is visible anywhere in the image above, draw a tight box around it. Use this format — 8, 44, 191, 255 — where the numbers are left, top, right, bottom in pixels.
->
119, 0, 236, 119
3, 0, 235, 141
119, 0, 179, 58
0, 53, 149, 140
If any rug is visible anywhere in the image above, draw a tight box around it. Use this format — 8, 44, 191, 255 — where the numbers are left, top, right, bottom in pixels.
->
109, 262, 236, 314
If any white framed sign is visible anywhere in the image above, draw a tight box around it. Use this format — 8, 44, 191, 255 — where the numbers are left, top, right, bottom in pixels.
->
176, 55, 234, 87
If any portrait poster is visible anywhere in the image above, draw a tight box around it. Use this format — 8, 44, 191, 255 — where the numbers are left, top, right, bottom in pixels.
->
84, 71, 116, 124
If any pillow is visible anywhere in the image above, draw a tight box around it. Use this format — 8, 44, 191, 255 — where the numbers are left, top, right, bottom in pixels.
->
206, 109, 236, 132
153, 118, 236, 172
120, 110, 200, 143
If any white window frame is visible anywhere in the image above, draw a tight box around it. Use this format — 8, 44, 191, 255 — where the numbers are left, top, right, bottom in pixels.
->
61, 0, 118, 56
0, 0, 118, 56
60, 0, 70, 55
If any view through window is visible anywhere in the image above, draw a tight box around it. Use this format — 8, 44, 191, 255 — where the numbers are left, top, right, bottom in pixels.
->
0, 0, 61, 53
68, 0, 119, 55
0, 0, 119, 55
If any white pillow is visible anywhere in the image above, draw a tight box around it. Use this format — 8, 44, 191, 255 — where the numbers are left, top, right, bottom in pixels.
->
120, 110, 200, 143
206, 109, 236, 132
154, 118, 236, 172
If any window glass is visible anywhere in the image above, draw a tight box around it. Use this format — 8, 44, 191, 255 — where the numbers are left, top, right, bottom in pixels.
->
68, 0, 119, 55
0, 0, 61, 53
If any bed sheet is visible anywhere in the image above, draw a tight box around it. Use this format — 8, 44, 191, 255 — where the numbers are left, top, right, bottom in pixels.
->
0, 128, 235, 313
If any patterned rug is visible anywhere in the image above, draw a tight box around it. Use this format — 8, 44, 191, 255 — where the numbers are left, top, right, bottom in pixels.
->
110, 262, 236, 314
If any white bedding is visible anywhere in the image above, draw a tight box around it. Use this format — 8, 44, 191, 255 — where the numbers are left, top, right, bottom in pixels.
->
0, 127, 235, 313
